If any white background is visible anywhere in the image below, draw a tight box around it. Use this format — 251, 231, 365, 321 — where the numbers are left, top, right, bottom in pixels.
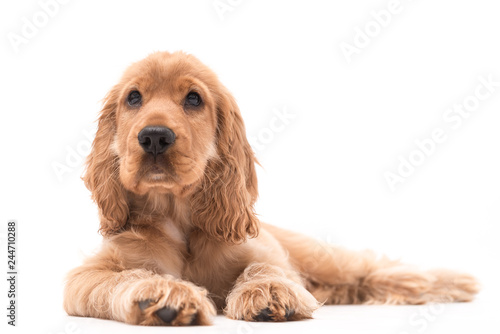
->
1, 0, 499, 333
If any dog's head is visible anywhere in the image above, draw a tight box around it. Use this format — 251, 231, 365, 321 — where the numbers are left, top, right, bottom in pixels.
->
84, 51, 258, 243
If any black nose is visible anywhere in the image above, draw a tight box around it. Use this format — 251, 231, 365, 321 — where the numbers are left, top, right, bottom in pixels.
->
138, 126, 176, 156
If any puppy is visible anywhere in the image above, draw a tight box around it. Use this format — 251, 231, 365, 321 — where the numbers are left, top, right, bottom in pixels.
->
64, 51, 479, 325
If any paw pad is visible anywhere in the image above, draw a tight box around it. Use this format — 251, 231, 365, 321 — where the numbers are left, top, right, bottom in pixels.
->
254, 307, 273, 321
253, 307, 296, 322
155, 306, 178, 324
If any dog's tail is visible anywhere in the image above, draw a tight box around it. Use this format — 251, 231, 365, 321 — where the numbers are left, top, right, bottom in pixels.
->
263, 223, 479, 305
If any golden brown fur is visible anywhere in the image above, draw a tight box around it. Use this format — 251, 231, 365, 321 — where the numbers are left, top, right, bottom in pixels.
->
64, 51, 479, 326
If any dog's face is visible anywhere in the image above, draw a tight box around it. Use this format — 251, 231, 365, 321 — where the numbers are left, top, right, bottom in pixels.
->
112, 53, 218, 196
85, 51, 259, 242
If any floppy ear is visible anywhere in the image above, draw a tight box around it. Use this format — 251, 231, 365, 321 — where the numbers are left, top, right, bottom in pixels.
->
83, 86, 129, 236
190, 85, 259, 244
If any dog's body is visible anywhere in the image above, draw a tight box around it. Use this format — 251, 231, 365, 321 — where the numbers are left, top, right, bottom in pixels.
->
64, 52, 478, 326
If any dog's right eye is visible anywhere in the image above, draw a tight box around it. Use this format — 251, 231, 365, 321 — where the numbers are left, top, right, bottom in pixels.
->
127, 90, 142, 107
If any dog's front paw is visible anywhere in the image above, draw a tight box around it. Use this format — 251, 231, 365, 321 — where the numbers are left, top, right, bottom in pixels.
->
225, 279, 319, 322
119, 276, 216, 326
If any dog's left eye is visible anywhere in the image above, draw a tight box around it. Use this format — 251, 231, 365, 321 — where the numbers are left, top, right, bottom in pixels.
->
127, 90, 142, 107
185, 92, 202, 107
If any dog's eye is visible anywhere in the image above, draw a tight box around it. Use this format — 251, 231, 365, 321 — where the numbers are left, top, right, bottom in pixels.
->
185, 92, 202, 107
127, 90, 142, 107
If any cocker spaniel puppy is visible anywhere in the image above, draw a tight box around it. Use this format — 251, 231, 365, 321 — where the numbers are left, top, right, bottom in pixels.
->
64, 51, 479, 326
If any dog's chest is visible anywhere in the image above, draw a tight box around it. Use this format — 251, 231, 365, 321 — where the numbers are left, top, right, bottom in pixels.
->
160, 219, 186, 246
182, 237, 251, 308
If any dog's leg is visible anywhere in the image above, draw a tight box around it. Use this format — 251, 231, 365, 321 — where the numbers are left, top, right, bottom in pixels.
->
224, 263, 320, 321
264, 223, 479, 305
63, 257, 216, 325
306, 261, 479, 305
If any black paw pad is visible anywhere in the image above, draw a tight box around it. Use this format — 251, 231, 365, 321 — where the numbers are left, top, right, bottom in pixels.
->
189, 312, 199, 325
138, 299, 154, 311
155, 306, 178, 324
254, 307, 273, 322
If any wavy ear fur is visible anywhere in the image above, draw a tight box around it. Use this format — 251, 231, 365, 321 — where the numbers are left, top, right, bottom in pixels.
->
84, 86, 129, 236
190, 86, 259, 244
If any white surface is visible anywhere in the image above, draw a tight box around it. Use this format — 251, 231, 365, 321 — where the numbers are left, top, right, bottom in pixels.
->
1, 0, 500, 333
54, 296, 498, 334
